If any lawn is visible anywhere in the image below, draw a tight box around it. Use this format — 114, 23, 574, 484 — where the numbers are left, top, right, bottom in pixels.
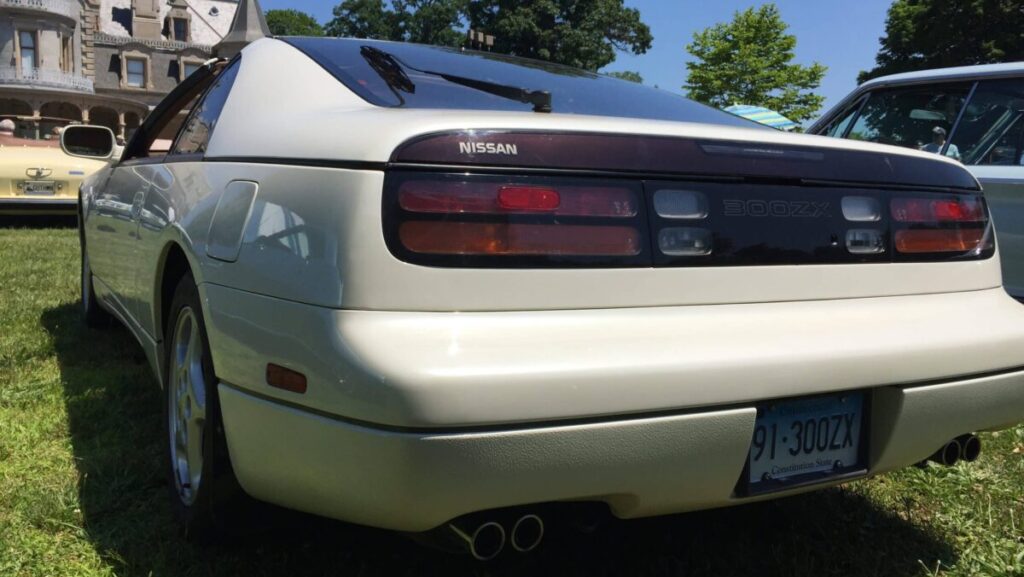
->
1, 221, 1024, 577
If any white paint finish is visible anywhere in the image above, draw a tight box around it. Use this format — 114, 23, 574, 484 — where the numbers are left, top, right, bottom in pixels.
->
218, 367, 1024, 531
203, 284, 1024, 428
871, 372, 1024, 473
218, 384, 758, 531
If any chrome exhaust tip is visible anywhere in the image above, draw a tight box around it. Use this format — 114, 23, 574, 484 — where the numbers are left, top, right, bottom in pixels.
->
959, 434, 982, 463
449, 521, 506, 561
930, 439, 961, 466
510, 514, 545, 553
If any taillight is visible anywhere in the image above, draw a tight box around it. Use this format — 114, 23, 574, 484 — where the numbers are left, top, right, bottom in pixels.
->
386, 173, 648, 267
383, 171, 993, 268
890, 196, 992, 256
399, 222, 641, 256
891, 198, 985, 223
398, 180, 637, 217
894, 229, 986, 253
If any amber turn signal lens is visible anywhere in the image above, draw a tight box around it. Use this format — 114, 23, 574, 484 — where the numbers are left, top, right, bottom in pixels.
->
266, 363, 307, 394
894, 229, 985, 253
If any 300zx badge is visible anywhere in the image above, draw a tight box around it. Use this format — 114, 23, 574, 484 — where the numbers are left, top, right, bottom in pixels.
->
723, 199, 831, 218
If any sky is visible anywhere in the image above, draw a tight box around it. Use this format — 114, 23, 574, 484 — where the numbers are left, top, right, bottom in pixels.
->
260, 0, 893, 118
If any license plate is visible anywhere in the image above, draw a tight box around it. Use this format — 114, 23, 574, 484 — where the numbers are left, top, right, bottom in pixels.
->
23, 181, 55, 195
746, 393, 865, 494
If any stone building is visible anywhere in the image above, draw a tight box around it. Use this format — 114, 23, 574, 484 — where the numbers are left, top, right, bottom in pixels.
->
0, 0, 266, 142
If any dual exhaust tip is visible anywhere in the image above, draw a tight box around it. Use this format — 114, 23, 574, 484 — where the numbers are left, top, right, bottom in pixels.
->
929, 433, 982, 467
449, 514, 544, 561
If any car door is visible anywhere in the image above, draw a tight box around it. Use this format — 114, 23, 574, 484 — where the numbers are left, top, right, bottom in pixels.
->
131, 60, 242, 338
86, 142, 155, 323
944, 78, 1024, 299
98, 60, 226, 336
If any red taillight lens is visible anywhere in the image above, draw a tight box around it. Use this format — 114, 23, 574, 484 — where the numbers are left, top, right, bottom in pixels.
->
390, 175, 646, 264
398, 180, 637, 217
497, 186, 560, 211
894, 229, 986, 253
891, 198, 985, 222
399, 222, 641, 256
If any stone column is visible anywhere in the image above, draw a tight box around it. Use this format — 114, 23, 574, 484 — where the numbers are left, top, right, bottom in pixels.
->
81, 1, 101, 82
117, 111, 126, 141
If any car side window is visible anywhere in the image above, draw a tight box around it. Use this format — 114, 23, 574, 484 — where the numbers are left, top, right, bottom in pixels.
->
843, 84, 971, 153
821, 99, 862, 138
947, 79, 1024, 166
170, 60, 241, 157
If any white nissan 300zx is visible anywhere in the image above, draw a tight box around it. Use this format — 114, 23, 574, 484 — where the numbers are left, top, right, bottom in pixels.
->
65, 37, 1024, 557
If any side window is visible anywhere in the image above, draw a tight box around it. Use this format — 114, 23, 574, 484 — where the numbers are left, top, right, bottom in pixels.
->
820, 100, 862, 138
948, 79, 1024, 165
170, 60, 241, 156
843, 84, 971, 153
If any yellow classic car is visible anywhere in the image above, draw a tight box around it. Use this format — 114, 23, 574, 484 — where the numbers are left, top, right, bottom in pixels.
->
0, 130, 109, 215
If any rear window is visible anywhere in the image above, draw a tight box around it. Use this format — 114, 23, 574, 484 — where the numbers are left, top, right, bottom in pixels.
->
284, 37, 759, 127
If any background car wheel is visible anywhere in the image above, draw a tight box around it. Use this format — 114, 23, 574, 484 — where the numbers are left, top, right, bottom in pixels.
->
79, 211, 111, 328
164, 272, 248, 542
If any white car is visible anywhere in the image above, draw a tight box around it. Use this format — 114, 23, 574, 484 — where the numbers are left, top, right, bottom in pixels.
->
809, 62, 1024, 299
66, 37, 1024, 559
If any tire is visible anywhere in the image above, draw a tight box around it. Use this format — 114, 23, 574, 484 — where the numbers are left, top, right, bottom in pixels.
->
163, 272, 247, 542
79, 208, 111, 328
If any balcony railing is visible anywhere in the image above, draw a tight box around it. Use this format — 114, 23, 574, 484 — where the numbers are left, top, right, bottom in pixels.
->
0, 0, 79, 20
0, 66, 94, 93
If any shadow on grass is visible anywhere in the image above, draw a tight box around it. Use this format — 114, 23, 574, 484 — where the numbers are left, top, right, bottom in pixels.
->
42, 301, 957, 577
0, 215, 77, 229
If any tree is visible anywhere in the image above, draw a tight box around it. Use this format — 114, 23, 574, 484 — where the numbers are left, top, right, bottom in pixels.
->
265, 9, 324, 37
466, 0, 652, 71
859, 0, 1024, 83
684, 4, 826, 123
325, 0, 466, 47
325, 0, 651, 70
606, 70, 643, 83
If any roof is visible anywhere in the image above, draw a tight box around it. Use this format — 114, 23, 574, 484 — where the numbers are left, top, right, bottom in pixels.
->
863, 61, 1024, 88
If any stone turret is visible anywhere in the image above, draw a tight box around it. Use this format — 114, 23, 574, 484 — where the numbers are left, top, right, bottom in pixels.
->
214, 0, 271, 59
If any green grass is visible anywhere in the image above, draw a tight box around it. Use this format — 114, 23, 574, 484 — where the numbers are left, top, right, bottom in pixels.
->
1, 221, 1023, 576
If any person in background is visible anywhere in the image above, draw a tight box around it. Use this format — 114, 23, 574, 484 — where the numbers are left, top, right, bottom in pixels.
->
0, 119, 15, 136
921, 126, 961, 161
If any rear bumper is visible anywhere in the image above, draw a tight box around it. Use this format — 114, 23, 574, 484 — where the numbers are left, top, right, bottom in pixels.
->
0, 196, 76, 214
202, 285, 1024, 428
219, 370, 1024, 531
